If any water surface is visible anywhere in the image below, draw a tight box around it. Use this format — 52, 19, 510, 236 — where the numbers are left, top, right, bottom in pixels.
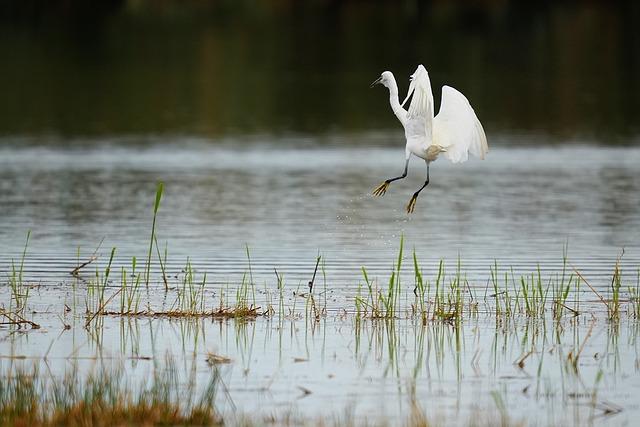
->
1, 134, 638, 291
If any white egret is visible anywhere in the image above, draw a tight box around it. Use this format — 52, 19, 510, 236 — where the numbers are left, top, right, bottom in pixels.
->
370, 65, 488, 213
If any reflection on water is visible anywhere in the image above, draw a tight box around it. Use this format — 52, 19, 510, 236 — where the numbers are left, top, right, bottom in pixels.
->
1, 133, 639, 424
0, 1, 639, 141
2, 2, 639, 424
1, 312, 638, 425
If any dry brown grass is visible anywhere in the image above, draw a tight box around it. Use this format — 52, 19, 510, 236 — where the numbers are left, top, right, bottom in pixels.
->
7, 400, 217, 427
100, 305, 262, 320
0, 367, 221, 427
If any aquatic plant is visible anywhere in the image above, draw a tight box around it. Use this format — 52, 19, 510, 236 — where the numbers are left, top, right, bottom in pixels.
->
8, 231, 31, 315
9, 186, 640, 329
145, 181, 164, 289
356, 236, 404, 319
0, 363, 221, 426
629, 269, 640, 318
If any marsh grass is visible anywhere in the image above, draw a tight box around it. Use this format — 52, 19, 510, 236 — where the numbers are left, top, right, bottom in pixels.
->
204, 251, 262, 319
573, 250, 632, 321
3, 186, 638, 427
355, 236, 404, 319
629, 269, 640, 318
9, 184, 639, 327
358, 242, 476, 323
2, 231, 40, 329
608, 252, 624, 320
0, 363, 221, 427
154, 236, 169, 291
78, 185, 264, 321
519, 266, 548, 318
172, 258, 206, 314
84, 247, 117, 327
145, 181, 163, 289
550, 245, 580, 320
412, 250, 427, 322
119, 256, 143, 314
306, 293, 323, 323
432, 258, 468, 323
304, 255, 325, 322
8, 231, 31, 315
0, 308, 40, 330
354, 240, 637, 323
0, 359, 519, 427
87, 252, 263, 320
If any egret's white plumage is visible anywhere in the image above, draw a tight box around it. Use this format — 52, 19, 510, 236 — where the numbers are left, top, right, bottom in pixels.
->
401, 65, 434, 142
371, 64, 488, 213
434, 85, 488, 163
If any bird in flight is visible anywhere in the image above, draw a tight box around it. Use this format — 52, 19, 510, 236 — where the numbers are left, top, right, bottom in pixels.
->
370, 65, 488, 213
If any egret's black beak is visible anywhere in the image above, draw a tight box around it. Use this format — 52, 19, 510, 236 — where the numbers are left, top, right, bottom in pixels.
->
370, 76, 382, 88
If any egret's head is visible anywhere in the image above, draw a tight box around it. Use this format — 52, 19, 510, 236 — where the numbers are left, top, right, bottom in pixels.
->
370, 71, 394, 88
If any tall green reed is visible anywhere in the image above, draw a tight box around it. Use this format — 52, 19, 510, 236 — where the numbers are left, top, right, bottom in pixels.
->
145, 182, 163, 288
9, 231, 31, 314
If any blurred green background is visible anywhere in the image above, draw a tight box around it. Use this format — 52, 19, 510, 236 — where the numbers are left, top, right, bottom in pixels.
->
1, 0, 638, 143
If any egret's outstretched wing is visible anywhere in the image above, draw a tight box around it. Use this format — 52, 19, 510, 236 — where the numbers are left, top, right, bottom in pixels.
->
433, 85, 488, 164
401, 64, 434, 139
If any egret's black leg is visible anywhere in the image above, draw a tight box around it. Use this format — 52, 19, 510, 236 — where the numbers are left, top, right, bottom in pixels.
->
373, 159, 409, 196
406, 162, 430, 213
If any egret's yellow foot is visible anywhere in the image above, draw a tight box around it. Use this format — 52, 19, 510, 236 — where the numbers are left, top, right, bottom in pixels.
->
406, 194, 419, 214
372, 181, 390, 197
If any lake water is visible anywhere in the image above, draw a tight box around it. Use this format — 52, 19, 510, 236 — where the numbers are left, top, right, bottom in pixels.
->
2, 314, 638, 426
1, 134, 638, 290
1, 133, 639, 424
1, 2, 640, 424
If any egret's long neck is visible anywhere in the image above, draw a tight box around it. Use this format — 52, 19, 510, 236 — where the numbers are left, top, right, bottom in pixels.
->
386, 75, 407, 125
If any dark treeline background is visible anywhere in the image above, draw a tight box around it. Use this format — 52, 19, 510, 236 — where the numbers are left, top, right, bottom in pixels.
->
1, 0, 638, 143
